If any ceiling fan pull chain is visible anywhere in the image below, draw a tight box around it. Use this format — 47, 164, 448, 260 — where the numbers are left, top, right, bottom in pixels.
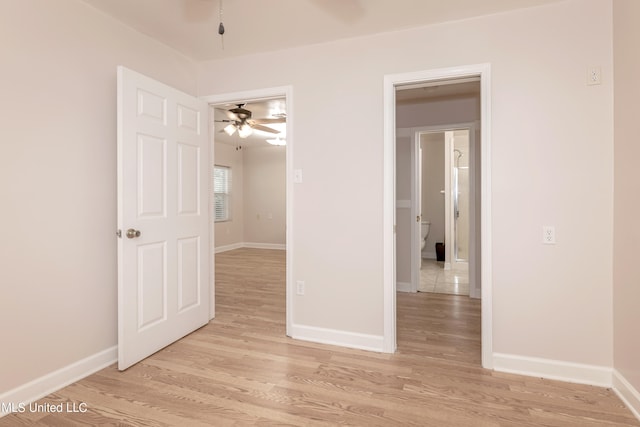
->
218, 0, 225, 50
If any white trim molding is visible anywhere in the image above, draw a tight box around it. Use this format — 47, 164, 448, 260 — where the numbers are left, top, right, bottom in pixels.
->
613, 370, 640, 421
243, 242, 286, 250
214, 242, 286, 253
422, 251, 437, 260
396, 282, 413, 293
0, 346, 117, 418
290, 324, 384, 353
493, 353, 612, 387
214, 242, 244, 253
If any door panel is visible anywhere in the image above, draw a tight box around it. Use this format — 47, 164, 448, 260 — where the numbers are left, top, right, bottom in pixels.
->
138, 134, 166, 218
138, 242, 167, 330
178, 143, 199, 215
117, 66, 210, 370
177, 236, 200, 312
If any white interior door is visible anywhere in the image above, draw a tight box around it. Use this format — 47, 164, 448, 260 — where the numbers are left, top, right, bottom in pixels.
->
411, 135, 422, 293
117, 66, 210, 370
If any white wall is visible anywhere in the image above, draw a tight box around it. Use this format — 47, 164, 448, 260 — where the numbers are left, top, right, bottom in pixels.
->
395, 135, 412, 285
0, 0, 197, 394
613, 0, 640, 408
243, 145, 287, 245
213, 142, 244, 249
213, 142, 286, 250
397, 96, 480, 129
421, 132, 446, 258
198, 0, 614, 365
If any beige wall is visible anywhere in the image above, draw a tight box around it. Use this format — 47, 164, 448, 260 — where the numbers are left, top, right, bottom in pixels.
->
613, 0, 640, 395
243, 145, 286, 245
421, 133, 446, 257
213, 143, 286, 249
397, 96, 480, 129
213, 142, 244, 248
0, 0, 197, 393
395, 135, 412, 284
198, 0, 614, 364
2, 0, 629, 400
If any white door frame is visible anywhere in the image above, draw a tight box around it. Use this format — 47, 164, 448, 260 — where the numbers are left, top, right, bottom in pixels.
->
201, 86, 294, 337
383, 64, 493, 369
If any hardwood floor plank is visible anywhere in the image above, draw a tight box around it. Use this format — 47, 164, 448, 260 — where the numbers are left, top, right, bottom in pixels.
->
1, 248, 637, 426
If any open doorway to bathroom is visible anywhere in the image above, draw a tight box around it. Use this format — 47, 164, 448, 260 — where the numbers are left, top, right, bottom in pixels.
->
384, 64, 492, 367
418, 127, 475, 296
394, 79, 481, 299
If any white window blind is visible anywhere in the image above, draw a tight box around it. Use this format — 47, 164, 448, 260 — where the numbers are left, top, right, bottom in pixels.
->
213, 165, 231, 222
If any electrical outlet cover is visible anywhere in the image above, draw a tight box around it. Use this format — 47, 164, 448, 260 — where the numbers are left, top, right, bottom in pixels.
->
542, 226, 556, 244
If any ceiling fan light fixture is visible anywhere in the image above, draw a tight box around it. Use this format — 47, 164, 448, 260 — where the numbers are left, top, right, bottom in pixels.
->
223, 124, 236, 136
238, 123, 253, 138
266, 136, 286, 146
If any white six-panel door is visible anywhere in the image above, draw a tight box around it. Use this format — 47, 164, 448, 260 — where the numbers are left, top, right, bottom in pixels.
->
117, 66, 210, 370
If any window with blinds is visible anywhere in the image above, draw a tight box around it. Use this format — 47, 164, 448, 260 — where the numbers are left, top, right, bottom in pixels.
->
213, 165, 231, 222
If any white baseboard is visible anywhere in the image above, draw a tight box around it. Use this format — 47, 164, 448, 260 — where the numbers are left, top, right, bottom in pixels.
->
613, 369, 640, 422
493, 353, 612, 387
214, 242, 244, 253
215, 242, 285, 253
422, 251, 436, 260
290, 324, 384, 353
243, 242, 286, 250
396, 281, 413, 293
0, 346, 117, 417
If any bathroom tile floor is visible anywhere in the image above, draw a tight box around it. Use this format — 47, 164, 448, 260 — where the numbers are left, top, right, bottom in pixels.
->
419, 258, 470, 295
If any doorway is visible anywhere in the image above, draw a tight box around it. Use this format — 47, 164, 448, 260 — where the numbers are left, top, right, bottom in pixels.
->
202, 86, 293, 337
418, 128, 474, 296
383, 64, 493, 369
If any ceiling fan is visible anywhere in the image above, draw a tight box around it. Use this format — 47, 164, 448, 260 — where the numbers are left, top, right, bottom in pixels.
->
215, 104, 286, 139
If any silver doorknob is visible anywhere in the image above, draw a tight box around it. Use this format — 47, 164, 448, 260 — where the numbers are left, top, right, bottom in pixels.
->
126, 228, 141, 239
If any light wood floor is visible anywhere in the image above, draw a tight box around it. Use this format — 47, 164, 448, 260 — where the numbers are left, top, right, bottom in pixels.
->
2, 248, 638, 426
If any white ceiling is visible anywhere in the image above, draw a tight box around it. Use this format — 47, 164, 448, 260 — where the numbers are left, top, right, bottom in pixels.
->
80, 0, 563, 62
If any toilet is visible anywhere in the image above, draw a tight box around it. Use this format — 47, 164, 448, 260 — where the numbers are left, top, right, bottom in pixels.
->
420, 220, 430, 250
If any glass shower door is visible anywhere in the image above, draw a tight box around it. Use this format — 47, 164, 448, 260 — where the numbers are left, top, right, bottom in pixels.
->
453, 131, 469, 263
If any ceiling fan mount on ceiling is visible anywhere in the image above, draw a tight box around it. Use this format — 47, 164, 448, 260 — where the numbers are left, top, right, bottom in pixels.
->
215, 103, 286, 139
228, 104, 252, 121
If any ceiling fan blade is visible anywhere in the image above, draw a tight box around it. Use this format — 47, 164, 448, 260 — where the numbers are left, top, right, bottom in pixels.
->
251, 124, 281, 134
249, 118, 286, 125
